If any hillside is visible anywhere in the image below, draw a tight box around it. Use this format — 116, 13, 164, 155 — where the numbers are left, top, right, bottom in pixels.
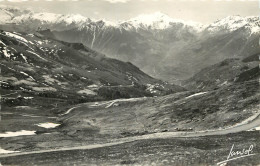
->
1, 56, 258, 155
183, 53, 259, 90
57, 67, 259, 141
0, 29, 184, 111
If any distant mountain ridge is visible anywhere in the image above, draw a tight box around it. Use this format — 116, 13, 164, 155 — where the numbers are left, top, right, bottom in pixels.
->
0, 5, 259, 83
1, 6, 258, 33
0, 6, 203, 31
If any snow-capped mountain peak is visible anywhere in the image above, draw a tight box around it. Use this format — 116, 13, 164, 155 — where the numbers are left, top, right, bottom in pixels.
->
208, 15, 248, 31
128, 12, 173, 25
0, 6, 115, 30
206, 15, 260, 34
120, 12, 203, 31
0, 5, 31, 24
60, 14, 89, 24
0, 6, 258, 34
13, 12, 92, 25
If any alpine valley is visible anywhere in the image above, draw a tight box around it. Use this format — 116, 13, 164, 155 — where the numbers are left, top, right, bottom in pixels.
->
0, 5, 260, 166
0, 6, 259, 83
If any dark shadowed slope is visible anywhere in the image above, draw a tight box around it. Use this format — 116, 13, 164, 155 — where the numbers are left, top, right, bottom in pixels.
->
183, 53, 259, 90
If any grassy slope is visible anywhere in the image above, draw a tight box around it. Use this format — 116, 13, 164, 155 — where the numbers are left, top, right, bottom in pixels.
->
1, 131, 260, 166
183, 54, 259, 91
59, 79, 259, 141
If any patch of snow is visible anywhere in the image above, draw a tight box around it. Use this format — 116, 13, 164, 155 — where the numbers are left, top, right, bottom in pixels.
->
20, 53, 28, 63
2, 32, 28, 43
36, 41, 43, 45
88, 84, 99, 88
23, 97, 34, 99
27, 34, 34, 37
146, 84, 158, 94
0, 130, 36, 137
29, 41, 34, 45
185, 92, 208, 99
0, 148, 19, 154
27, 50, 47, 61
0, 40, 6, 46
250, 25, 260, 35
77, 89, 97, 95
2, 49, 11, 58
43, 75, 59, 85
19, 72, 35, 81
36, 122, 60, 129
3, 32, 28, 43
20, 71, 29, 77
13, 32, 21, 35
32, 87, 57, 92
13, 80, 37, 86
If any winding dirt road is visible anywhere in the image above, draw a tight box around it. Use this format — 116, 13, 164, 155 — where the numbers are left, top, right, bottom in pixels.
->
0, 102, 260, 159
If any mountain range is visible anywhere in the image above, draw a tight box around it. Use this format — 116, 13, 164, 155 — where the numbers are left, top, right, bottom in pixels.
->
0, 5, 259, 85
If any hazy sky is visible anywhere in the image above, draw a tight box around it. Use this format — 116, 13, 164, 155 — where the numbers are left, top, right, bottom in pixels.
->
0, 0, 259, 23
